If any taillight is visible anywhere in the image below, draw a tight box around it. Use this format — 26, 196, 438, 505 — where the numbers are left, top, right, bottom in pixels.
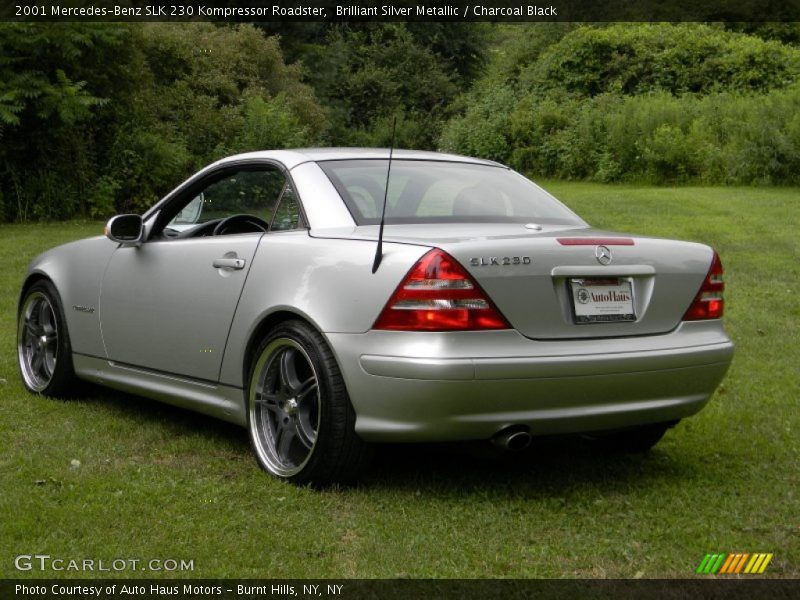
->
683, 250, 725, 321
373, 248, 511, 331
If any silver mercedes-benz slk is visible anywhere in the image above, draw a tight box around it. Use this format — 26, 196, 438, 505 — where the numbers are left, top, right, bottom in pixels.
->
17, 148, 733, 484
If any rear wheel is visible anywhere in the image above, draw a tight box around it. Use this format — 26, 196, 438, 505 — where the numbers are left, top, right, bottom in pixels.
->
584, 421, 678, 453
247, 320, 370, 486
17, 280, 78, 397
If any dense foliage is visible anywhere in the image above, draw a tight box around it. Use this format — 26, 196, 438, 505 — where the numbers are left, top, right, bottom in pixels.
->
0, 23, 324, 221
257, 22, 489, 147
2, 22, 800, 221
441, 23, 800, 184
0, 25, 129, 220
524, 24, 799, 96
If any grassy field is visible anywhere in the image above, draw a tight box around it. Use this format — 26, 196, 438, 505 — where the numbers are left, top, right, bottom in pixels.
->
0, 184, 798, 579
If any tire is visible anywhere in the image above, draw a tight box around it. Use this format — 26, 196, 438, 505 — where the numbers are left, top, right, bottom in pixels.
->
17, 279, 79, 397
246, 320, 370, 486
584, 421, 678, 453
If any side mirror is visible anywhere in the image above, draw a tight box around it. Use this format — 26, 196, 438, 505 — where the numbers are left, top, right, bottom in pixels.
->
105, 214, 144, 244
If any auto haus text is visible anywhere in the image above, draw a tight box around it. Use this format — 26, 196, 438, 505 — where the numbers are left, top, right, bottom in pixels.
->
337, 4, 558, 17
15, 584, 221, 597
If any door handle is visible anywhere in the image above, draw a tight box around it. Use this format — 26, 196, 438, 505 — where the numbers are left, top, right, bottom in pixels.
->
213, 257, 246, 270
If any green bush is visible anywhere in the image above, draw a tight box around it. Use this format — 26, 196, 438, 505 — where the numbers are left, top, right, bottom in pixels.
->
227, 92, 317, 154
612, 88, 796, 183
0, 24, 130, 221
311, 24, 461, 149
439, 83, 517, 162
445, 85, 800, 184
0, 23, 326, 221
86, 176, 121, 220
441, 24, 800, 184
5, 21, 800, 222
524, 23, 800, 97
109, 23, 326, 208
108, 129, 193, 213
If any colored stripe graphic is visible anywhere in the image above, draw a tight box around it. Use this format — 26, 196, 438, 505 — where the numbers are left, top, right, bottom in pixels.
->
758, 554, 773, 574
711, 554, 726, 573
696, 554, 713, 574
705, 553, 774, 575
720, 553, 742, 574
744, 554, 759, 573
733, 553, 750, 573
696, 553, 728, 574
720, 554, 736, 573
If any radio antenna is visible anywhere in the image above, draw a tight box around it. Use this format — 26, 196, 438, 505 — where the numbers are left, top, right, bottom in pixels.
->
371, 116, 397, 274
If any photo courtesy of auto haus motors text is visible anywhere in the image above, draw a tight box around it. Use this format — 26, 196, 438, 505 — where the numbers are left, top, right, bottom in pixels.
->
14, 583, 345, 597
1, 0, 797, 598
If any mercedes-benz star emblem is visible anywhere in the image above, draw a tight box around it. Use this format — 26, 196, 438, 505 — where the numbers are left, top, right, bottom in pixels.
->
595, 245, 613, 265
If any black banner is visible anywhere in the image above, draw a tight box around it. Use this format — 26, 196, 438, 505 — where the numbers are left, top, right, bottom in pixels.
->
4, 0, 800, 22
2, 579, 800, 600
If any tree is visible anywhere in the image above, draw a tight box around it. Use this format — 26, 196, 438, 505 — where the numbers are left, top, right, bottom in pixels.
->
0, 23, 326, 221
0, 24, 135, 220
257, 22, 490, 149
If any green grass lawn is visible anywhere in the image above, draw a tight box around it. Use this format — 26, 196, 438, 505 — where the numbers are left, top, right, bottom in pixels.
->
1, 184, 798, 579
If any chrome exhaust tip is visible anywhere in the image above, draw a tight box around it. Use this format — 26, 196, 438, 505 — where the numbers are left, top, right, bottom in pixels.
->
492, 427, 532, 452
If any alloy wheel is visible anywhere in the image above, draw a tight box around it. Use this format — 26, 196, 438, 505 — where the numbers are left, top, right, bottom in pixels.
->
249, 339, 320, 477
18, 292, 59, 392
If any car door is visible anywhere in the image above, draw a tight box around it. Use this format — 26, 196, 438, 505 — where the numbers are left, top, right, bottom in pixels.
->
100, 164, 288, 382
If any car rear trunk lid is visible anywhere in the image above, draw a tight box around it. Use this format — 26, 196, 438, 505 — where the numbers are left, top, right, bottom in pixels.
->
437, 228, 714, 339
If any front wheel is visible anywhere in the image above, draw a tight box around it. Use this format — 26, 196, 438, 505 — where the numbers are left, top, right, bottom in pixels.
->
247, 320, 370, 486
17, 279, 78, 397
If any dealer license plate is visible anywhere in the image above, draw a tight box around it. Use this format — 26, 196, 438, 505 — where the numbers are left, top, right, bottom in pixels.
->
569, 278, 636, 324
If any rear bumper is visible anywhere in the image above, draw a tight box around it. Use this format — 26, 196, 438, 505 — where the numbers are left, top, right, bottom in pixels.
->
327, 321, 733, 442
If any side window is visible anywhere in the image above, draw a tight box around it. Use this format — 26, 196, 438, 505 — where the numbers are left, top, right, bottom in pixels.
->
165, 167, 287, 234
271, 183, 303, 231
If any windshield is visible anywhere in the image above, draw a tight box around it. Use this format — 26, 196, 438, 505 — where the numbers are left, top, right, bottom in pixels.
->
318, 159, 584, 226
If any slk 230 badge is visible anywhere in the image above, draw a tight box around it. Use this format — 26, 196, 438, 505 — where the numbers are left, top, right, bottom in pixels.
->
470, 256, 532, 266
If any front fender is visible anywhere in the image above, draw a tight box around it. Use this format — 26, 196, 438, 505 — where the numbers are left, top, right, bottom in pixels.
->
21, 236, 117, 358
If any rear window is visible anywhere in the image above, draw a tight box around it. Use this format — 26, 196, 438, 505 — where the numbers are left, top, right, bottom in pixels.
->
317, 159, 584, 226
